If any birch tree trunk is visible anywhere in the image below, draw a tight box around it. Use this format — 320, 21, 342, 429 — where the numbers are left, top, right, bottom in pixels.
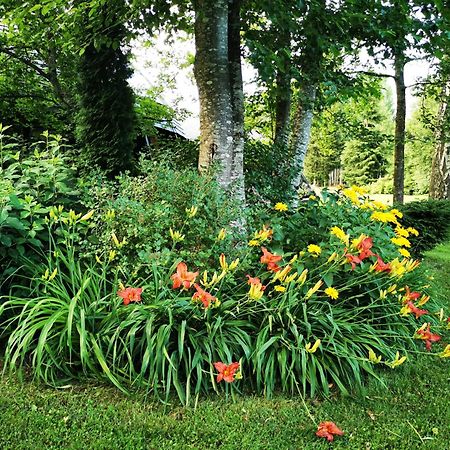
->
194, 0, 245, 206
393, 51, 406, 205
194, 0, 234, 189
289, 83, 316, 206
429, 81, 450, 199
228, 0, 246, 204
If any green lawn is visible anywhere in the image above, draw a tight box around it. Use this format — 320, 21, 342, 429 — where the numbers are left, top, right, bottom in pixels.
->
0, 245, 449, 450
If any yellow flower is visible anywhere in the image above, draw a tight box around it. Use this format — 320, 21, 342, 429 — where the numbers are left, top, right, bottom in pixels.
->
439, 344, 450, 358
368, 348, 382, 364
330, 226, 349, 245
217, 228, 227, 241
42, 269, 50, 280
95, 255, 102, 264
305, 280, 323, 299
298, 269, 308, 285
417, 295, 430, 307
379, 289, 387, 299
390, 208, 403, 219
219, 254, 228, 271
309, 195, 317, 201
342, 188, 360, 205
403, 259, 420, 272
395, 226, 409, 238
387, 284, 397, 293
389, 259, 406, 278
285, 272, 298, 283
80, 210, 95, 221
111, 232, 127, 248
229, 258, 239, 271
391, 236, 411, 248
185, 206, 198, 218
108, 250, 116, 261
305, 339, 321, 353
372, 200, 389, 210
406, 227, 419, 236
68, 209, 81, 223
387, 351, 407, 368
371, 211, 398, 224
351, 185, 367, 195
248, 239, 259, 246
48, 268, 58, 281
289, 254, 298, 264
398, 248, 410, 258
273, 265, 292, 282
170, 228, 185, 243
327, 252, 339, 263
307, 244, 321, 256
274, 202, 288, 212
324, 286, 339, 300
274, 285, 286, 292
253, 225, 273, 242
248, 283, 265, 300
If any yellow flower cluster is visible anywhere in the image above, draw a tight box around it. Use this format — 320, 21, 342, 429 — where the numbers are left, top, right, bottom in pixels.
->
391, 236, 411, 248
330, 226, 349, 245
370, 210, 399, 224
307, 244, 321, 257
249, 225, 273, 246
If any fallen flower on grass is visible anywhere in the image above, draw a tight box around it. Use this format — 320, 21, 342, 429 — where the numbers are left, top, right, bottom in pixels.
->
316, 421, 344, 442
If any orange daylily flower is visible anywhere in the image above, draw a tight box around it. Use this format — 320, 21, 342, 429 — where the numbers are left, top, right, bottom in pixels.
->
192, 283, 217, 309
415, 324, 441, 351
213, 361, 240, 383
403, 286, 421, 303
402, 301, 428, 319
171, 262, 199, 289
374, 255, 391, 272
260, 247, 282, 272
316, 421, 344, 442
117, 287, 143, 306
345, 252, 362, 270
357, 237, 375, 260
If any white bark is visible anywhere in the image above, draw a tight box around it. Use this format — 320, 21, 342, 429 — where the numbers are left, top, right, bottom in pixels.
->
290, 83, 316, 206
429, 81, 450, 199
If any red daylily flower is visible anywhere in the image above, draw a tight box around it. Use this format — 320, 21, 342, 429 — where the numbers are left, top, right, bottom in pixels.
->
117, 287, 143, 306
260, 247, 282, 272
416, 324, 441, 351
316, 421, 344, 442
345, 252, 362, 270
374, 255, 391, 272
357, 237, 375, 260
192, 283, 217, 308
246, 275, 266, 289
404, 286, 421, 303
171, 262, 199, 289
213, 361, 240, 383
405, 301, 428, 319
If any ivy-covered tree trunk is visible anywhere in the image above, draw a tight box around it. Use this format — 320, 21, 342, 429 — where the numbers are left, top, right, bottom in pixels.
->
76, 2, 135, 177
194, 0, 234, 188
194, 0, 245, 204
429, 81, 450, 199
289, 83, 316, 205
228, 0, 246, 204
273, 38, 292, 147
393, 51, 406, 204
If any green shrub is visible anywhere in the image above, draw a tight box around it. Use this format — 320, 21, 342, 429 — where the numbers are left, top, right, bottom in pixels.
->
0, 126, 80, 289
78, 159, 242, 277
2, 186, 448, 405
399, 200, 450, 255
244, 140, 296, 204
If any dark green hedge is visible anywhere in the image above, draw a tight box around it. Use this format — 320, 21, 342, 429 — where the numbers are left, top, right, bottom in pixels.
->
400, 199, 450, 255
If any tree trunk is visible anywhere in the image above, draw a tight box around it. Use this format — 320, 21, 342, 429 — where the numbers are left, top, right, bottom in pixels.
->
290, 83, 316, 205
393, 52, 406, 205
429, 81, 450, 199
274, 45, 292, 147
228, 0, 246, 204
194, 0, 234, 190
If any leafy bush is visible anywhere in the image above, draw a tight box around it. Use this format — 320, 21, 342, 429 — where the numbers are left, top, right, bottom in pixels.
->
399, 200, 450, 255
0, 126, 79, 289
2, 186, 448, 405
244, 140, 296, 204
77, 159, 242, 277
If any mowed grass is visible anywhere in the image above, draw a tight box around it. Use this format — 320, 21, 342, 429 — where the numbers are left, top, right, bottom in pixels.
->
0, 245, 449, 450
